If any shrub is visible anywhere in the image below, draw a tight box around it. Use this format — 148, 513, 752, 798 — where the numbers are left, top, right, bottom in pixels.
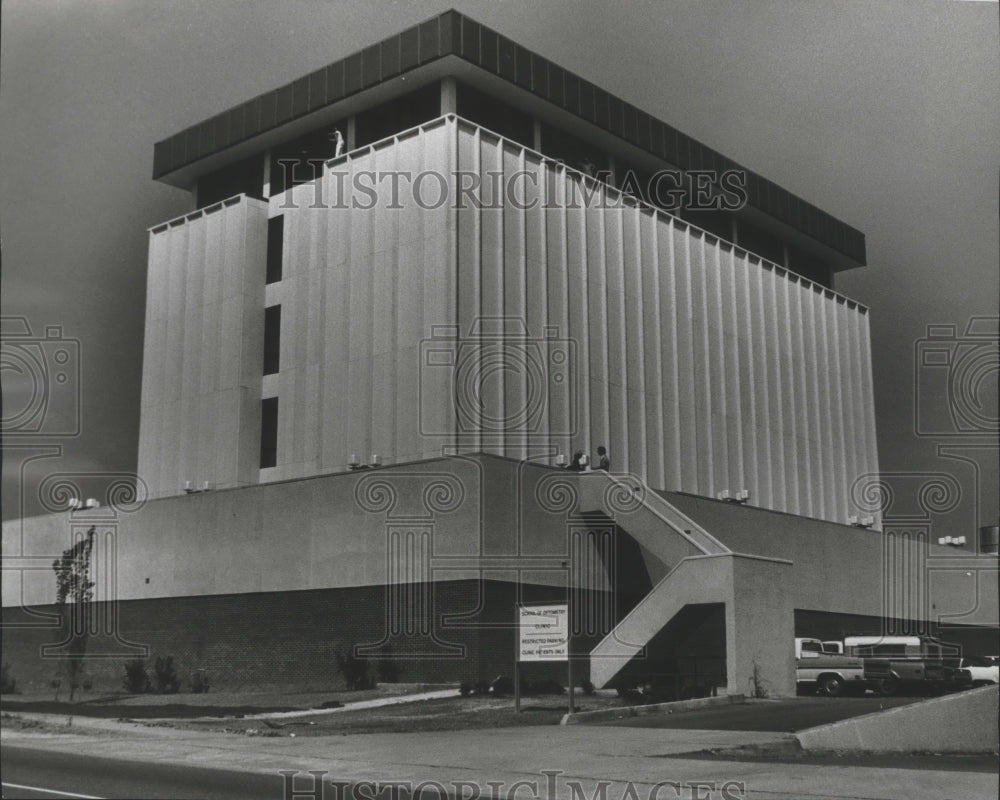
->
153, 656, 180, 694
336, 649, 376, 690
0, 662, 16, 694
615, 684, 642, 703
580, 679, 595, 696
678, 682, 711, 701
474, 680, 491, 696
377, 657, 400, 683
524, 678, 565, 696
490, 675, 514, 697
459, 681, 474, 697
191, 669, 209, 694
123, 659, 150, 693
640, 678, 675, 704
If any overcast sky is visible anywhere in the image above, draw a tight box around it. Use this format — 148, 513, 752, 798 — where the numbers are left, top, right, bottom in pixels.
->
2, 0, 997, 534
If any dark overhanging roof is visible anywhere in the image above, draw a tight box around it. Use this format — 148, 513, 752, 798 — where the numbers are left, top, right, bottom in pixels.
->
152, 9, 866, 265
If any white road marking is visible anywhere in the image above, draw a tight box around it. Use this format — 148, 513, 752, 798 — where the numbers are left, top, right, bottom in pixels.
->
1, 782, 105, 799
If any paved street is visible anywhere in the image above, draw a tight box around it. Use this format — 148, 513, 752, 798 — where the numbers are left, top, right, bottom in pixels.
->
2, 747, 282, 800
2, 712, 996, 800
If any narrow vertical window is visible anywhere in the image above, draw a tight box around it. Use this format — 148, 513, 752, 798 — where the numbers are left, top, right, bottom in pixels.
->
266, 216, 284, 284
260, 397, 279, 469
263, 305, 281, 375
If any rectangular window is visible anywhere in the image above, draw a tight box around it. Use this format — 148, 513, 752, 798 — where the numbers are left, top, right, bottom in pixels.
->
260, 397, 278, 469
456, 82, 534, 147
354, 83, 440, 148
735, 221, 784, 265
540, 124, 610, 177
266, 216, 284, 284
873, 644, 908, 656
196, 152, 265, 208
269, 120, 345, 196
682, 209, 736, 243
787, 244, 832, 288
853, 644, 908, 657
263, 305, 281, 375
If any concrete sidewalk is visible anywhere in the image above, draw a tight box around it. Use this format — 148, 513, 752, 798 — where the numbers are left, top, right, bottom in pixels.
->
215, 688, 459, 721
2, 713, 997, 800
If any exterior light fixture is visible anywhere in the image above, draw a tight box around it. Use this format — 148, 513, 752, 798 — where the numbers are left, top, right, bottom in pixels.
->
717, 490, 748, 504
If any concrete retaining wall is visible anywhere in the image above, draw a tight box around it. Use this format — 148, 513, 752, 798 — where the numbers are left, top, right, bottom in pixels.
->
796, 685, 999, 754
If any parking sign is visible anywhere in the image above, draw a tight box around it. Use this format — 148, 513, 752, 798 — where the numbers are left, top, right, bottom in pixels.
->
518, 604, 568, 662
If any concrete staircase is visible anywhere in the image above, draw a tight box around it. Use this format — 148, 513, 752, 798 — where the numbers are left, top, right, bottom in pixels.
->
575, 471, 729, 559
568, 471, 733, 689
589, 553, 733, 687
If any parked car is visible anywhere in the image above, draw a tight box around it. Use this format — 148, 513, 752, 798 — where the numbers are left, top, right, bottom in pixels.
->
950, 656, 999, 689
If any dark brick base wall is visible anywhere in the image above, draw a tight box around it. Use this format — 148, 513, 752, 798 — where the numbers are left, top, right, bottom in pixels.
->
1, 580, 623, 693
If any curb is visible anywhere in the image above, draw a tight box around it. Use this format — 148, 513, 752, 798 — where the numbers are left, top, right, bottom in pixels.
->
1, 688, 460, 724
560, 693, 746, 725
235, 688, 458, 720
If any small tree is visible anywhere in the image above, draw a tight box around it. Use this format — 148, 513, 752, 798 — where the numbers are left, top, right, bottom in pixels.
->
123, 659, 151, 693
1, 662, 17, 694
154, 656, 180, 694
748, 660, 770, 699
335, 647, 376, 690
52, 526, 96, 701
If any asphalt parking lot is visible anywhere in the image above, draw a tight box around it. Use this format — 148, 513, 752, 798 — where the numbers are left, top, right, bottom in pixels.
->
598, 695, 923, 731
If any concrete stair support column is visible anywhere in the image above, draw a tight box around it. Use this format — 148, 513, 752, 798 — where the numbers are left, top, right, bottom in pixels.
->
728, 553, 796, 698
590, 551, 795, 697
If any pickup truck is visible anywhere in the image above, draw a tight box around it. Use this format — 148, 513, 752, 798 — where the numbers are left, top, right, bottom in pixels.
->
795, 637, 866, 696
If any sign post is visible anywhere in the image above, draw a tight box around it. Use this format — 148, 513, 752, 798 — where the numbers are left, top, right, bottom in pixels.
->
568, 652, 575, 714
517, 603, 570, 714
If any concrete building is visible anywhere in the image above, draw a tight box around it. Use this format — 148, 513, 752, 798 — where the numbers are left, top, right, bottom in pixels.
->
3, 11, 996, 696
